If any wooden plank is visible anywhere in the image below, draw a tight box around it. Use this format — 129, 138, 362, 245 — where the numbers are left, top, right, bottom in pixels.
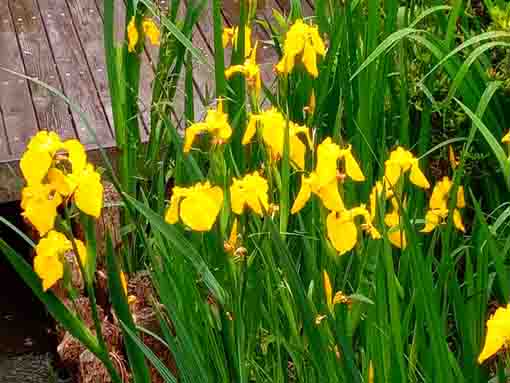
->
9, 0, 76, 141
66, 0, 115, 132
37, 0, 114, 148
0, 1, 39, 159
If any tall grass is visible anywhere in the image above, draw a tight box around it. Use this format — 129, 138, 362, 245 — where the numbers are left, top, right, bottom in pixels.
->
3, 0, 510, 382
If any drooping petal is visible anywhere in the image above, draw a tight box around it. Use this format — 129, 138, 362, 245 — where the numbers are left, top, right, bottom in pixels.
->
384, 212, 406, 249
327, 211, 358, 255
409, 163, 430, 189
62, 139, 87, 178
289, 136, 307, 170
20, 148, 52, 186
316, 137, 340, 186
502, 131, 510, 144
34, 252, 64, 291
180, 186, 223, 231
421, 210, 440, 233
21, 184, 62, 236
165, 194, 182, 224
317, 180, 345, 212
384, 161, 401, 189
242, 115, 258, 145
478, 305, 510, 363
302, 39, 319, 77
453, 209, 465, 232
291, 177, 312, 214
342, 147, 365, 182
34, 231, 71, 291
183, 123, 208, 153
456, 186, 466, 209
323, 270, 333, 307
74, 165, 103, 218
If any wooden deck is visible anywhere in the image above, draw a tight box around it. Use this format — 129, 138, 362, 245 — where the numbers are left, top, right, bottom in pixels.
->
0, 0, 313, 202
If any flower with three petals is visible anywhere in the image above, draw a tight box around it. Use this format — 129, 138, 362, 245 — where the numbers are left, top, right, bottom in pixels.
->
225, 41, 262, 95
242, 108, 312, 169
165, 181, 224, 231
230, 171, 269, 216
421, 176, 465, 233
183, 99, 232, 153
384, 147, 430, 190
291, 137, 364, 214
275, 19, 326, 78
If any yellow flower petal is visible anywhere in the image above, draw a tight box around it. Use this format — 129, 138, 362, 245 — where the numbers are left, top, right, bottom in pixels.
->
317, 179, 345, 212
142, 18, 160, 46
502, 131, 510, 144
74, 164, 103, 218
165, 193, 182, 224
456, 186, 466, 209
302, 39, 319, 77
20, 148, 52, 186
127, 17, 139, 53
243, 115, 258, 145
21, 184, 62, 236
230, 172, 269, 216
27, 131, 62, 154
478, 304, 510, 363
453, 209, 465, 232
180, 186, 223, 231
341, 146, 365, 182
327, 211, 358, 255
62, 139, 87, 177
421, 210, 440, 233
316, 137, 341, 186
409, 163, 430, 189
47, 168, 72, 196
323, 270, 333, 307
183, 123, 207, 153
34, 231, 71, 291
291, 177, 312, 214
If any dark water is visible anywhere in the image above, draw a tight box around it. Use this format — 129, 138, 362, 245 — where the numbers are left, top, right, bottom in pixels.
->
0, 202, 57, 382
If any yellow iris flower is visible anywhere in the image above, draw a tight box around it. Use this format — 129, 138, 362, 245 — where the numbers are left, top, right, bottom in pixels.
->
33, 230, 86, 291
242, 108, 312, 169
225, 41, 262, 95
127, 17, 160, 53
183, 99, 232, 153
384, 198, 407, 249
478, 304, 510, 363
384, 147, 430, 190
222, 25, 252, 57
291, 137, 364, 214
19, 132, 103, 235
421, 176, 465, 233
230, 171, 269, 216
165, 181, 224, 231
326, 206, 380, 255
275, 19, 326, 78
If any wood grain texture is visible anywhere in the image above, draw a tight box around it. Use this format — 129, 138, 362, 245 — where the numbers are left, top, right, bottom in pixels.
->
0, 0, 39, 159
37, 0, 114, 148
9, 0, 76, 141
